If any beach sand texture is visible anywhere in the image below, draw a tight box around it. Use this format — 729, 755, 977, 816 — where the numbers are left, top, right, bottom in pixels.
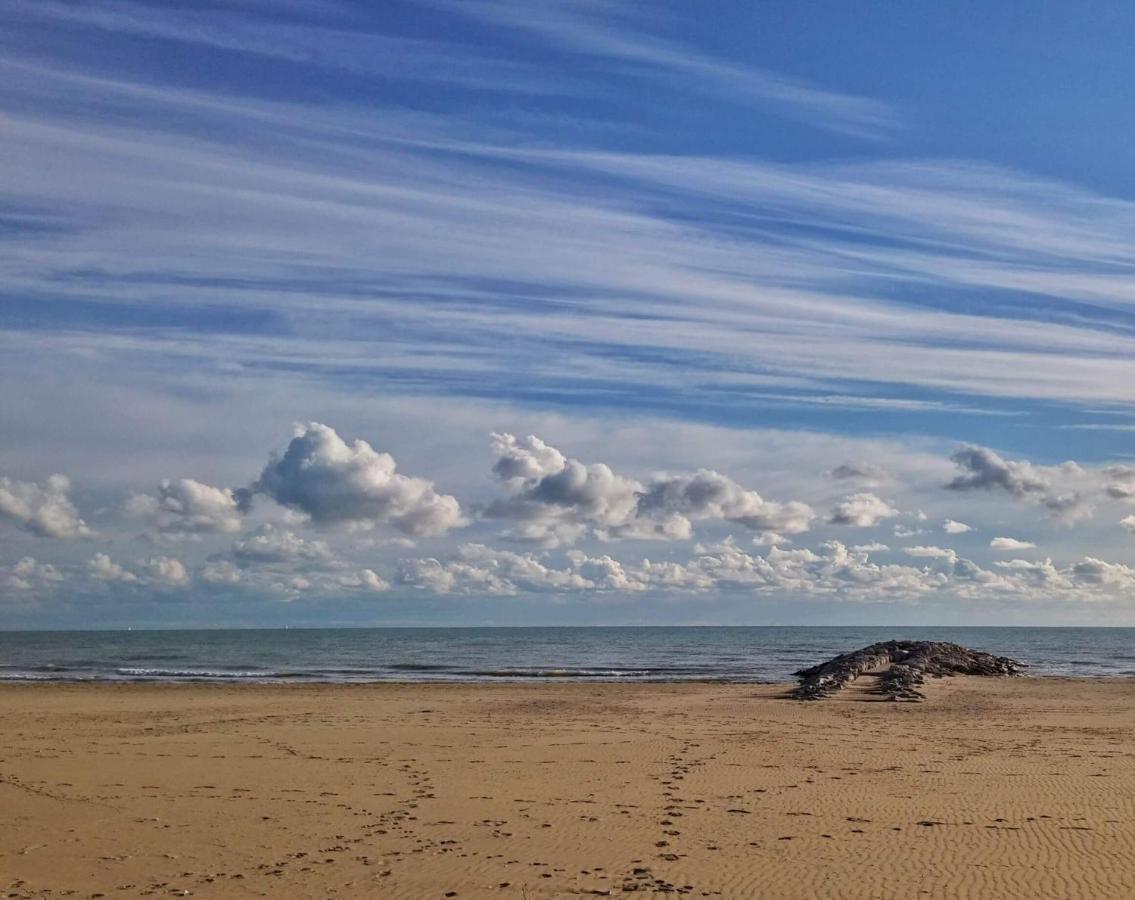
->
3, 677, 1134, 899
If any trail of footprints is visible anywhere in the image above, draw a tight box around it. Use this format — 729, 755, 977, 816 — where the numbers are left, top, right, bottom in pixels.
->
608, 739, 724, 897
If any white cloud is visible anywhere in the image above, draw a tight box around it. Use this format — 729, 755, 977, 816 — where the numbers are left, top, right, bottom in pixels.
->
829, 492, 898, 527
1068, 558, 1135, 588
231, 524, 332, 563
87, 552, 188, 586
945, 446, 1094, 522
390, 536, 1135, 605
195, 557, 388, 595
252, 423, 466, 536
1041, 492, 1094, 524
1, 557, 64, 592
946, 445, 1050, 497
893, 525, 926, 538
355, 536, 417, 550
485, 435, 649, 546
199, 560, 242, 584
335, 568, 390, 592
904, 545, 958, 559
491, 433, 566, 482
638, 469, 815, 535
400, 543, 594, 595
943, 519, 972, 534
0, 474, 92, 538
993, 557, 1065, 587
1121, 514, 1135, 534
141, 556, 190, 586
126, 478, 244, 538
990, 536, 1037, 551
485, 434, 813, 546
1105, 465, 1135, 501
397, 538, 951, 600
88, 553, 138, 583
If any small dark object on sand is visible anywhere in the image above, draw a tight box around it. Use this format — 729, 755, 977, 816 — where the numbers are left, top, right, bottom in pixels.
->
792, 640, 1024, 702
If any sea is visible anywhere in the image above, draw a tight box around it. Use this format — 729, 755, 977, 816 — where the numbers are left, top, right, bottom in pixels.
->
1, 626, 1133, 684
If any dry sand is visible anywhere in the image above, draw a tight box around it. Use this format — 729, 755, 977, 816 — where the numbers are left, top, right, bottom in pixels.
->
3, 677, 1134, 899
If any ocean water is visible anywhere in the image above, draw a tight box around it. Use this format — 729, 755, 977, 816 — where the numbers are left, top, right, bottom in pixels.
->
1, 626, 1133, 684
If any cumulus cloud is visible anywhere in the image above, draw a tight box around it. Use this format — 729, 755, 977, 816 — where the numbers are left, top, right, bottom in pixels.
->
638, 469, 815, 535
485, 435, 649, 546
829, 493, 898, 527
904, 545, 957, 558
893, 524, 926, 538
141, 556, 190, 586
392, 536, 1135, 605
945, 445, 1094, 521
186, 519, 393, 595
18, 424, 1135, 612
1104, 465, 1135, 501
399, 538, 955, 600
199, 560, 243, 584
485, 434, 813, 547
335, 569, 389, 592
491, 433, 566, 482
990, 536, 1037, 551
1068, 558, 1135, 588
87, 553, 189, 586
946, 446, 1051, 496
401, 543, 595, 595
0, 475, 92, 538
1, 557, 64, 592
126, 478, 244, 538
355, 535, 417, 550
993, 557, 1066, 588
251, 423, 466, 536
1041, 492, 1094, 524
195, 558, 388, 596
88, 553, 138, 583
232, 525, 332, 563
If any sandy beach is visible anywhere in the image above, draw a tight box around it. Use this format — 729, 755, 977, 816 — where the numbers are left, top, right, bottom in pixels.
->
3, 677, 1134, 899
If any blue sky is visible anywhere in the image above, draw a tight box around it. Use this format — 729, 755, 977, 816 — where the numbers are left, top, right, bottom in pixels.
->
4, 1, 1135, 627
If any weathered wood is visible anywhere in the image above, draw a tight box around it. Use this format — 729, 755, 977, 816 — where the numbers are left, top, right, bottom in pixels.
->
792, 640, 1024, 702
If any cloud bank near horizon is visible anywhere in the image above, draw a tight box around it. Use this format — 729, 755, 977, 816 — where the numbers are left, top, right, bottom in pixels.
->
5, 421, 1135, 624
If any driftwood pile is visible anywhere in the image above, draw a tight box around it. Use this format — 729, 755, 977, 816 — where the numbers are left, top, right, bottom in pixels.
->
792, 640, 1024, 702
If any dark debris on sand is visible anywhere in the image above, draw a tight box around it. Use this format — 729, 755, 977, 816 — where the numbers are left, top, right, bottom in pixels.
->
792, 640, 1024, 702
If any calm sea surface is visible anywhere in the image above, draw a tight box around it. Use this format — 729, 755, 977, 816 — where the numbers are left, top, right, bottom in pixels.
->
1, 627, 1134, 684
0, 626, 1130, 680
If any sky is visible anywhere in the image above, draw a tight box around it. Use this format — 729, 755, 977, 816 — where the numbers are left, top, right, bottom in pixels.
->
4, 0, 1135, 628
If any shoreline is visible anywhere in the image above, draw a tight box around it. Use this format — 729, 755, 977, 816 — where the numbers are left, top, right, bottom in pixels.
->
4, 677, 1135, 898
0, 671, 1131, 688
